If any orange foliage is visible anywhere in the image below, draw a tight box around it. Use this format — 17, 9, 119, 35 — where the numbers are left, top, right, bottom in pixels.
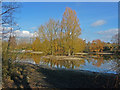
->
90, 39, 104, 52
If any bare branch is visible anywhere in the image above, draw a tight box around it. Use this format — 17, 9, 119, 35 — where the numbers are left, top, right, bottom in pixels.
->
1, 7, 16, 16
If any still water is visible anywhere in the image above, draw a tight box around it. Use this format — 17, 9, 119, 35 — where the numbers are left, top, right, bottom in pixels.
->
16, 53, 120, 74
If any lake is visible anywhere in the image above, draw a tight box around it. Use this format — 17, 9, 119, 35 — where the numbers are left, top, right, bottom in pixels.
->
15, 53, 120, 74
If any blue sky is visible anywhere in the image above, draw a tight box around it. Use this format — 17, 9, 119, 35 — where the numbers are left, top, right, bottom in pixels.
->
14, 2, 118, 42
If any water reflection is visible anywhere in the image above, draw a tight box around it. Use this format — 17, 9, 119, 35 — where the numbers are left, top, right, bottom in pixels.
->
17, 53, 120, 74
39, 58, 85, 69
31, 54, 43, 64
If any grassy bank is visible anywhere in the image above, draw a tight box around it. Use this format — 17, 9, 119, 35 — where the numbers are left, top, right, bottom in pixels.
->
3, 62, 120, 88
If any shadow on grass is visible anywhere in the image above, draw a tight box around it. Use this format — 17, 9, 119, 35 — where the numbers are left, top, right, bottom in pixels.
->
36, 66, 117, 88
8, 63, 119, 88
11, 65, 32, 89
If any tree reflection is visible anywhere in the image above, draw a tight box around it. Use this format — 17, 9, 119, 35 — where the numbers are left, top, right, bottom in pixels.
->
91, 55, 104, 67
32, 55, 86, 69
19, 53, 119, 74
31, 53, 43, 64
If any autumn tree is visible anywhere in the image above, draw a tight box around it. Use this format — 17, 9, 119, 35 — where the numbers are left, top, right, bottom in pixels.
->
32, 37, 41, 51
38, 19, 60, 55
73, 38, 86, 53
84, 41, 91, 52
38, 25, 46, 41
61, 7, 81, 55
89, 39, 104, 52
8, 35, 17, 50
37, 7, 84, 56
41, 39, 51, 55
38, 25, 51, 54
46, 19, 60, 55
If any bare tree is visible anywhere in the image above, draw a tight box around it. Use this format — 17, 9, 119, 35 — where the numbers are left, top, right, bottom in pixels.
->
1, 2, 20, 25
112, 34, 120, 44
0, 1, 21, 40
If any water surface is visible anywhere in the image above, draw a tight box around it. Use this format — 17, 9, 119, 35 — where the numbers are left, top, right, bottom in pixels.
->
15, 53, 120, 74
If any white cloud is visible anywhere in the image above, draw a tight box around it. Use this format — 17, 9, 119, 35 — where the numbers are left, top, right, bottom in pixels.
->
97, 28, 118, 35
14, 30, 38, 38
30, 27, 37, 30
2, 28, 39, 40
22, 31, 30, 34
97, 28, 118, 42
91, 20, 106, 27
2, 24, 9, 26
14, 30, 20, 33
0, 26, 13, 31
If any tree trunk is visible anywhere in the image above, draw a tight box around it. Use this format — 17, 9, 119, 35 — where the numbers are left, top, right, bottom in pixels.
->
68, 49, 71, 56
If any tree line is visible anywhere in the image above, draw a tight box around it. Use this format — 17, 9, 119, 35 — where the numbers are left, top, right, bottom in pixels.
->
5, 7, 119, 56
